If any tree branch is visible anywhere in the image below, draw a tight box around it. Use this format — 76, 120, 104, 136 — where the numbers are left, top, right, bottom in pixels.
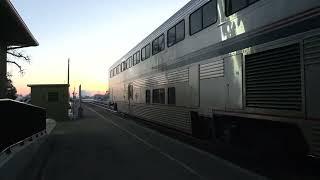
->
7, 50, 31, 63
6, 60, 24, 74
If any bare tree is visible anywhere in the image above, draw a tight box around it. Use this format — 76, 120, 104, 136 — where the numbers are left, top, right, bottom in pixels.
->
6, 48, 31, 75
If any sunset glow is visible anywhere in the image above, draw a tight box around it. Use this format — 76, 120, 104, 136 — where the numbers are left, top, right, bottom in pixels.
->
9, 0, 189, 96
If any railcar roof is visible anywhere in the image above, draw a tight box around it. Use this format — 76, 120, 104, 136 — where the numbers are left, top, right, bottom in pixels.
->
109, 0, 206, 70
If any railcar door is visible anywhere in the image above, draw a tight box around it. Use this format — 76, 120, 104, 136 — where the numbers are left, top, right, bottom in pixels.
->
224, 54, 243, 110
128, 84, 133, 113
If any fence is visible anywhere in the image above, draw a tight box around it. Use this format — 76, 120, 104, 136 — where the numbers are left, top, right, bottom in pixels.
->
0, 99, 46, 152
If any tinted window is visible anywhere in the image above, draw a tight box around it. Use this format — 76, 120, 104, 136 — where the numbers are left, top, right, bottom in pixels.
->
146, 44, 151, 58
225, 0, 258, 16
168, 87, 176, 105
152, 88, 165, 104
159, 88, 165, 104
141, 47, 146, 61
133, 53, 136, 66
176, 20, 185, 43
128, 57, 132, 68
152, 34, 165, 55
146, 90, 151, 104
136, 51, 140, 64
190, 0, 217, 35
159, 34, 165, 51
167, 26, 175, 47
152, 89, 159, 103
190, 8, 202, 35
152, 38, 159, 55
203, 0, 217, 28
48, 92, 59, 102
167, 20, 185, 47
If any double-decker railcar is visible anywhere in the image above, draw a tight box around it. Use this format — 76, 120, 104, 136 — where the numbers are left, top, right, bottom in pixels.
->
109, 0, 320, 156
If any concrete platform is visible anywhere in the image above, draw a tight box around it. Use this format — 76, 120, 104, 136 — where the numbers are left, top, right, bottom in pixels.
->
14, 104, 265, 180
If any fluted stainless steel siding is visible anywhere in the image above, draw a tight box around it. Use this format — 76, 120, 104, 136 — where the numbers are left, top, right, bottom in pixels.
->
304, 34, 320, 65
132, 68, 189, 88
200, 59, 224, 80
130, 103, 192, 134
245, 44, 302, 111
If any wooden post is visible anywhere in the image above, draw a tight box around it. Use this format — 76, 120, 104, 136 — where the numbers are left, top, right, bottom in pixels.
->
0, 44, 7, 99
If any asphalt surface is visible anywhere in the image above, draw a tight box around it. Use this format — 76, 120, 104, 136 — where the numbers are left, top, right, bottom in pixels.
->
18, 104, 265, 180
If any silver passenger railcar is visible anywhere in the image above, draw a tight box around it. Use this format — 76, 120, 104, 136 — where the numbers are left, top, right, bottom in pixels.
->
109, 0, 320, 157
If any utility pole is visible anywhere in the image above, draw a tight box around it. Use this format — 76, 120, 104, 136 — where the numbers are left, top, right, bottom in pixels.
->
67, 58, 70, 85
0, 44, 7, 99
78, 84, 83, 118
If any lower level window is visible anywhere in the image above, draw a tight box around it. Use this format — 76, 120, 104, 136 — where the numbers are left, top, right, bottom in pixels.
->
168, 87, 176, 105
152, 88, 165, 104
146, 90, 151, 104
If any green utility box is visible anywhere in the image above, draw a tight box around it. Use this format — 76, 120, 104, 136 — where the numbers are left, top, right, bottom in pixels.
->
28, 84, 70, 121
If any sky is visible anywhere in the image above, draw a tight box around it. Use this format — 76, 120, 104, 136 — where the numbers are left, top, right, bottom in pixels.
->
9, 0, 190, 96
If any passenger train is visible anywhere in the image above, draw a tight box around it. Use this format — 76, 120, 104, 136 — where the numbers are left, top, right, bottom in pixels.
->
109, 0, 320, 157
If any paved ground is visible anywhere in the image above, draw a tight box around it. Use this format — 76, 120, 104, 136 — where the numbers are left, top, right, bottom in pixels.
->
18, 104, 265, 180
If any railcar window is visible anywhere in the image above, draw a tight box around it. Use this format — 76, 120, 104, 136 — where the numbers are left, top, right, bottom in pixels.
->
146, 43, 151, 59
176, 20, 185, 43
152, 89, 159, 103
152, 88, 165, 104
146, 90, 151, 104
141, 47, 146, 61
152, 34, 165, 55
190, 8, 202, 35
190, 0, 217, 35
128, 56, 132, 68
116, 65, 120, 74
167, 20, 185, 47
152, 38, 159, 55
133, 53, 137, 66
168, 26, 175, 47
225, 0, 260, 17
141, 43, 151, 61
136, 51, 140, 64
159, 89, 165, 104
203, 1, 217, 28
168, 87, 176, 105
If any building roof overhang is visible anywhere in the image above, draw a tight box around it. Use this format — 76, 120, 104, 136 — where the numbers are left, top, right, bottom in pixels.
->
0, 0, 38, 48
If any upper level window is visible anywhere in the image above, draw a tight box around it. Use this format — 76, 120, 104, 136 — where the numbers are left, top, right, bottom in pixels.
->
141, 43, 151, 61
121, 61, 127, 71
110, 70, 113, 78
190, 0, 217, 35
127, 56, 133, 68
133, 53, 137, 66
225, 0, 259, 16
167, 20, 185, 47
152, 34, 165, 55
133, 51, 140, 65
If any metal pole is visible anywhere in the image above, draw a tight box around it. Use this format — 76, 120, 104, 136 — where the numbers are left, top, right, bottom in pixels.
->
0, 44, 7, 99
67, 58, 70, 85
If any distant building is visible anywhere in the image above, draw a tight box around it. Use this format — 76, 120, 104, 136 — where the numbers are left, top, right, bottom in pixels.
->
28, 84, 70, 121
